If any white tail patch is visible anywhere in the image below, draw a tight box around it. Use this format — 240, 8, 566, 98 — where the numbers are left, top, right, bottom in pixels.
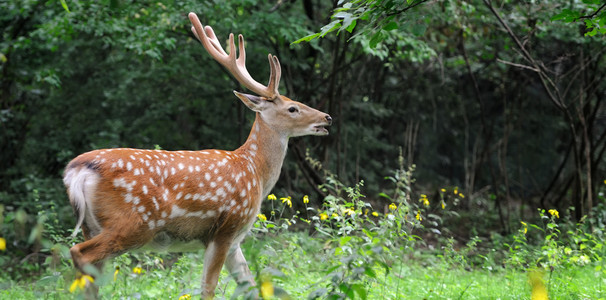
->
63, 167, 102, 238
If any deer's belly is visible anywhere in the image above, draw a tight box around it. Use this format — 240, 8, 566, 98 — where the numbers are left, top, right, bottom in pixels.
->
138, 231, 206, 252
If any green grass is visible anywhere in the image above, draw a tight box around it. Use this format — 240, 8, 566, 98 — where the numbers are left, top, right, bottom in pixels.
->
1, 232, 605, 299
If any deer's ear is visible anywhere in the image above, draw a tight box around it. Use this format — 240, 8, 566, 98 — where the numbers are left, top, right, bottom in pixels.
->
233, 91, 265, 112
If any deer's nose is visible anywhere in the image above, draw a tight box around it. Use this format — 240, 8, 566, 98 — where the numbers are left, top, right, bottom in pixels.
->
325, 115, 332, 125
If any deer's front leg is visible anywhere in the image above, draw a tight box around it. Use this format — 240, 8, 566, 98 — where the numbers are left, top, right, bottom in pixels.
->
201, 239, 231, 299
225, 244, 254, 287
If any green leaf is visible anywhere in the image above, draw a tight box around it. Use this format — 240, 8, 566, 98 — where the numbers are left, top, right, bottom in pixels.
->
383, 21, 399, 31
411, 23, 427, 36
60, 0, 70, 13
346, 19, 357, 33
338, 283, 355, 299
352, 283, 368, 299
369, 31, 384, 48
292, 32, 321, 44
551, 9, 581, 22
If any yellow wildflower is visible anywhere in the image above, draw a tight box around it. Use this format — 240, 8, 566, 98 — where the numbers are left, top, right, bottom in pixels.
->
281, 196, 292, 208
270, 210, 276, 216
441, 200, 446, 210
459, 193, 465, 198
0, 237, 5, 251
267, 194, 277, 201
372, 211, 379, 217
319, 213, 328, 221
603, 179, 606, 185
419, 194, 429, 207
332, 213, 338, 218
548, 209, 559, 218
113, 266, 120, 281
179, 294, 192, 300
260, 280, 274, 300
520, 221, 528, 234
343, 208, 355, 216
132, 266, 143, 274
529, 270, 548, 300
454, 187, 458, 195
303, 195, 309, 204
69, 275, 94, 293
415, 210, 422, 221
440, 188, 446, 193
257, 214, 267, 221
389, 203, 397, 210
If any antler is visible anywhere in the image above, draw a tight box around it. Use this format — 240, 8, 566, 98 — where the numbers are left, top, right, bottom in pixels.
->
188, 12, 281, 99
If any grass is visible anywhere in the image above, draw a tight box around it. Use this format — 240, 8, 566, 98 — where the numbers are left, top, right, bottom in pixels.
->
2, 172, 606, 299
0, 231, 605, 299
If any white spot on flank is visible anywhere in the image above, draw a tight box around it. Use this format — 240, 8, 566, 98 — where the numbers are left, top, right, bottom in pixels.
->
250, 144, 258, 151
184, 194, 192, 200
157, 219, 165, 227
204, 173, 211, 181
151, 196, 160, 211
168, 205, 187, 219
214, 168, 219, 174
161, 211, 167, 218
176, 191, 183, 200
134, 169, 140, 176
188, 165, 194, 173
198, 182, 204, 188
142, 185, 148, 194
148, 220, 156, 230
195, 165, 201, 172
178, 163, 185, 170
210, 182, 217, 188
240, 190, 246, 197
142, 214, 149, 221
149, 177, 156, 186
171, 167, 176, 175
130, 155, 136, 160
172, 184, 179, 190
138, 205, 145, 213
113, 178, 136, 192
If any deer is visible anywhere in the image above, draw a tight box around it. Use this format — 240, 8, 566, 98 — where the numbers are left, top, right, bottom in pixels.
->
63, 12, 332, 298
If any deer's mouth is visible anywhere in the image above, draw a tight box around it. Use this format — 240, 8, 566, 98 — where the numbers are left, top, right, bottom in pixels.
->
313, 124, 330, 135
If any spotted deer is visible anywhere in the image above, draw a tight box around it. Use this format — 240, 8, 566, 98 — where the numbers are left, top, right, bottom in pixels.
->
63, 12, 332, 298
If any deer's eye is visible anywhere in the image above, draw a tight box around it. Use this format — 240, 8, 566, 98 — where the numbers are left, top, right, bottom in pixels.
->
288, 106, 298, 113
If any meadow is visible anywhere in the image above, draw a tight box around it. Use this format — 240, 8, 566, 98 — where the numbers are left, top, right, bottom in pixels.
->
1, 167, 605, 299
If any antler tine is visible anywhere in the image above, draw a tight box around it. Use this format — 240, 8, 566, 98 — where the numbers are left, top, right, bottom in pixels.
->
266, 55, 281, 96
188, 12, 280, 99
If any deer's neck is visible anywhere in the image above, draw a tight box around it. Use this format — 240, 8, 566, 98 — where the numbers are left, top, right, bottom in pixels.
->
235, 113, 288, 198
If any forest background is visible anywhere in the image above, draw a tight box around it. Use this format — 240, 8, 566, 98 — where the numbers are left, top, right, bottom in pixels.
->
1, 0, 606, 298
